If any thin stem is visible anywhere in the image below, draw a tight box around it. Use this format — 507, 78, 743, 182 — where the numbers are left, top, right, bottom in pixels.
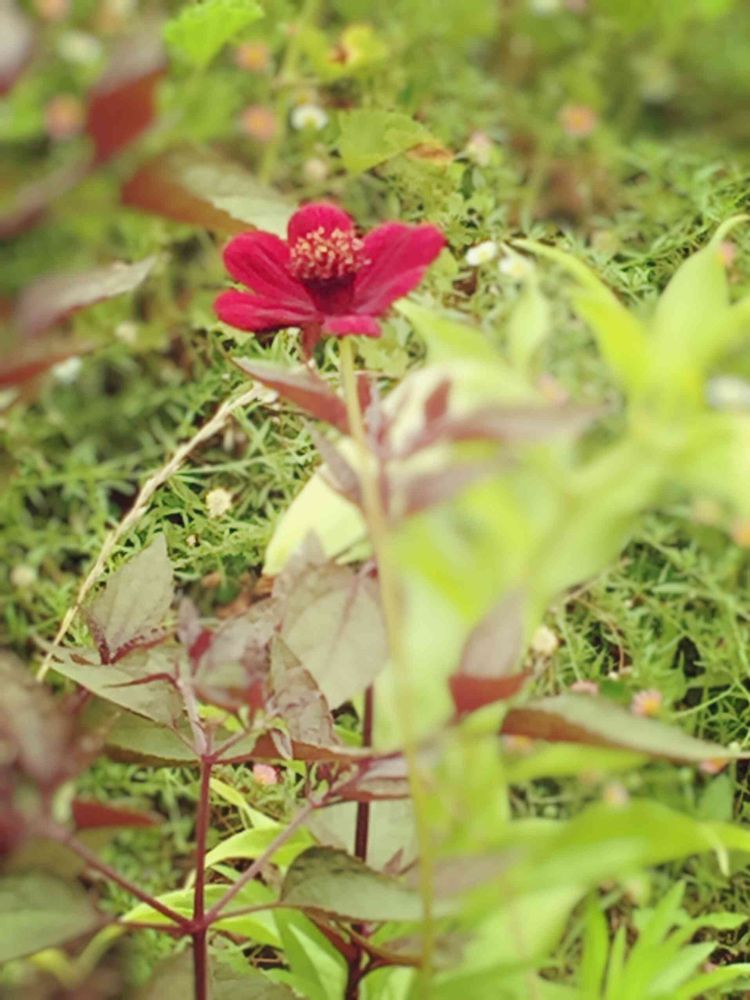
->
338, 338, 436, 994
55, 829, 191, 929
192, 756, 213, 1000
258, 0, 320, 185
354, 685, 374, 862
204, 799, 318, 924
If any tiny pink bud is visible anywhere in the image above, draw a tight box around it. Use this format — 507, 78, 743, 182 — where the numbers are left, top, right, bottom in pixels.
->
559, 103, 598, 139
570, 679, 599, 696
630, 688, 663, 718
235, 41, 272, 73
240, 105, 278, 143
44, 94, 84, 140
252, 763, 279, 786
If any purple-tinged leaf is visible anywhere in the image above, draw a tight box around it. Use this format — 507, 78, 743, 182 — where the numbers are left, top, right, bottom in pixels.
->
450, 593, 530, 715
71, 799, 160, 831
398, 459, 502, 517
135, 952, 297, 999
309, 427, 362, 505
268, 638, 338, 750
121, 146, 293, 235
0, 653, 73, 789
50, 650, 181, 725
423, 378, 451, 423
281, 846, 424, 922
280, 563, 388, 708
83, 535, 173, 664
86, 29, 166, 165
13, 256, 156, 339
309, 798, 416, 871
0, 872, 101, 963
193, 605, 275, 712
0, 2, 34, 97
501, 693, 737, 762
399, 403, 599, 457
234, 359, 349, 432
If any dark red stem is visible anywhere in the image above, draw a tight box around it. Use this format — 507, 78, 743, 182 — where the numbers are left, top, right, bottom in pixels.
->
354, 685, 374, 862
192, 755, 213, 1000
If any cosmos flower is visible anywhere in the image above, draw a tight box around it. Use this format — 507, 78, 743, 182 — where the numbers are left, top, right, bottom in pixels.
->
215, 201, 445, 352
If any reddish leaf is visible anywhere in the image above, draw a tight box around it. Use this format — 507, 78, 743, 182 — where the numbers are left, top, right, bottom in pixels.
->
71, 799, 159, 831
268, 639, 338, 752
399, 459, 501, 516
193, 605, 275, 712
280, 562, 388, 709
501, 694, 737, 762
309, 427, 362, 505
400, 403, 598, 456
423, 378, 451, 423
0, 653, 73, 789
0, 339, 91, 390
0, 2, 34, 96
122, 146, 292, 235
83, 535, 173, 664
86, 30, 166, 165
235, 359, 349, 432
450, 592, 528, 716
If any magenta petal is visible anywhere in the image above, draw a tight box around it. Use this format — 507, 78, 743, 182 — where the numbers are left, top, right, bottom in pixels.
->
288, 202, 354, 243
323, 314, 381, 338
215, 290, 318, 332
354, 223, 445, 314
223, 232, 312, 308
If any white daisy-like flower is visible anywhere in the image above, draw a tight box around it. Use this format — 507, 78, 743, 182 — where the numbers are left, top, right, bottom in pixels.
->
530, 624, 559, 657
206, 487, 233, 519
302, 157, 329, 184
10, 564, 37, 589
51, 356, 83, 384
465, 240, 498, 267
115, 321, 138, 345
290, 104, 329, 132
499, 251, 534, 281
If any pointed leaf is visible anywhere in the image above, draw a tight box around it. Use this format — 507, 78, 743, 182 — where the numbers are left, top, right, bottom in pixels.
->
338, 110, 432, 174
122, 147, 293, 236
84, 535, 173, 663
0, 872, 101, 962
280, 564, 388, 708
13, 257, 156, 338
515, 239, 649, 393
507, 275, 551, 372
281, 846, 424, 921
86, 30, 166, 164
71, 800, 160, 831
268, 639, 338, 749
501, 694, 736, 762
235, 359, 349, 432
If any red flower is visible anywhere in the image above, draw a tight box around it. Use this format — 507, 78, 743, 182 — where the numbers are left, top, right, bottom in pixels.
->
214, 202, 445, 352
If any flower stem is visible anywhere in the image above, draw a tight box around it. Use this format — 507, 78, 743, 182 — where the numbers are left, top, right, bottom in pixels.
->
337, 337, 436, 993
192, 756, 213, 1000
204, 799, 317, 924
354, 685, 374, 863
258, 0, 320, 186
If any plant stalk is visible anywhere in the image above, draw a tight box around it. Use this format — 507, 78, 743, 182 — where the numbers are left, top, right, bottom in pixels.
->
337, 337, 436, 993
192, 755, 213, 1000
354, 684, 374, 862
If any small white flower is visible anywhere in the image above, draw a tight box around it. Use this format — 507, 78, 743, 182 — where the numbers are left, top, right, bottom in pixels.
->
115, 321, 138, 346
290, 104, 329, 131
206, 487, 233, 519
465, 240, 498, 267
529, 0, 561, 13
10, 564, 37, 589
51, 356, 83, 384
465, 131, 494, 167
499, 251, 533, 281
531, 624, 559, 657
706, 376, 750, 411
57, 30, 102, 65
302, 156, 329, 183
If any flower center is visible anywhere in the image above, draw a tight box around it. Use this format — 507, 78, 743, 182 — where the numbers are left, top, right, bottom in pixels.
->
289, 226, 366, 282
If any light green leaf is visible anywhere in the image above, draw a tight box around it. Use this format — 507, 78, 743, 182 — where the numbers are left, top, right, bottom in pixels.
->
397, 301, 505, 367
506, 275, 551, 372
201, 826, 313, 874
164, 0, 263, 70
515, 239, 649, 394
0, 873, 100, 963
338, 109, 432, 174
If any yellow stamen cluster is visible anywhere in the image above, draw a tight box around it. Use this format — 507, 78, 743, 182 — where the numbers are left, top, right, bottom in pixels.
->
289, 226, 365, 282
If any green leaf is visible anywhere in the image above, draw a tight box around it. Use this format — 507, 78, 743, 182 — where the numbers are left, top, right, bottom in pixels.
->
273, 911, 347, 1000
201, 825, 313, 874
506, 275, 551, 372
164, 0, 263, 70
502, 694, 736, 762
84, 535, 173, 663
397, 301, 505, 367
135, 952, 296, 998
0, 873, 100, 962
281, 846, 424, 921
338, 110, 432, 174
514, 239, 649, 394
